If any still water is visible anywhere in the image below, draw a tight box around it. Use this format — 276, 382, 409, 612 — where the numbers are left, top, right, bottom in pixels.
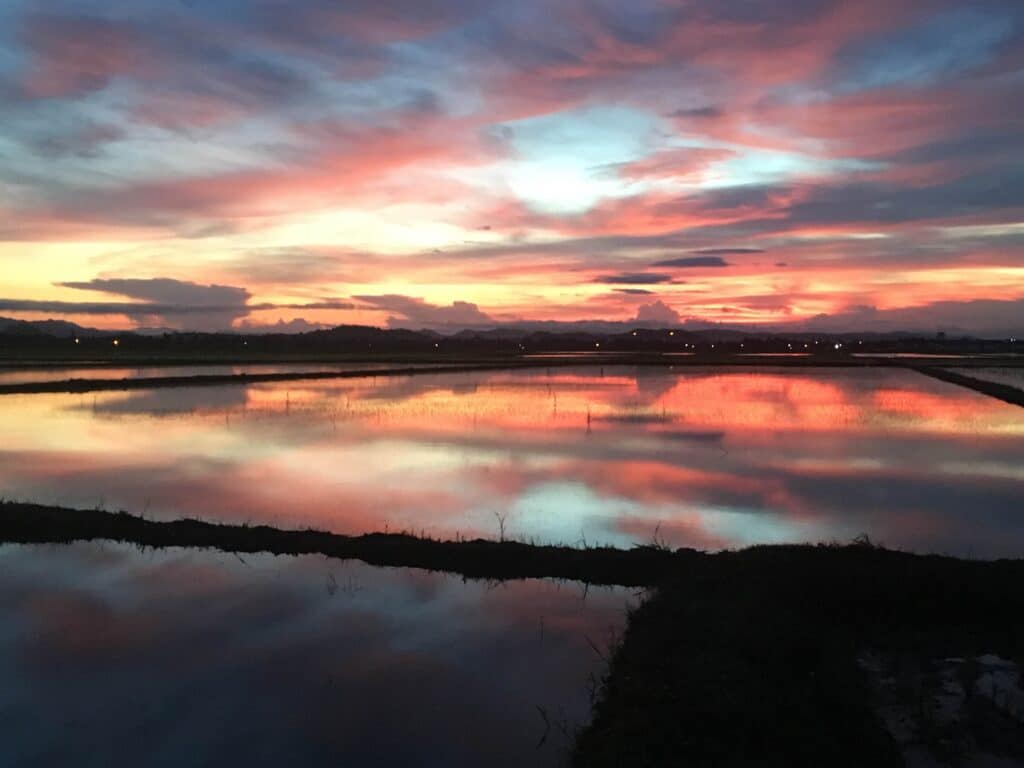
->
0, 362, 433, 386
0, 542, 629, 766
948, 366, 1024, 389
2, 366, 1023, 557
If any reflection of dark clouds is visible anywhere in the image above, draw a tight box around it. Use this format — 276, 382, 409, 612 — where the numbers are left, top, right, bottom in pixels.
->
0, 446, 468, 537
658, 429, 726, 443
777, 471, 1024, 557
353, 372, 484, 401
67, 385, 249, 415
596, 412, 675, 425
631, 368, 681, 402
0, 364, 391, 387
0, 545, 629, 767
348, 367, 632, 403
0, 451, 243, 515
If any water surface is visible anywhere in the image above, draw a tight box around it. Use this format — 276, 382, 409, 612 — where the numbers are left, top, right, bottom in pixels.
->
1, 366, 1022, 556
0, 542, 629, 767
947, 367, 1024, 390
0, 362, 430, 386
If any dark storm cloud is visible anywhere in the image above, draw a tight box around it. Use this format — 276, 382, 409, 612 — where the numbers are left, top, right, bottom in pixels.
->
786, 166, 1024, 227
59, 278, 250, 308
801, 297, 1024, 336
690, 248, 764, 255
652, 256, 731, 268
0, 278, 352, 330
25, 121, 124, 159
595, 272, 673, 284
353, 294, 495, 329
670, 105, 723, 119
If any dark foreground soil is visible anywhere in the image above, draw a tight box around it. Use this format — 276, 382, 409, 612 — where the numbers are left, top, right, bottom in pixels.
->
574, 543, 1024, 767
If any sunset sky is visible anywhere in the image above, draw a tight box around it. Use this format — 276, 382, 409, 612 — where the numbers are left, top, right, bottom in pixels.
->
0, 0, 1022, 334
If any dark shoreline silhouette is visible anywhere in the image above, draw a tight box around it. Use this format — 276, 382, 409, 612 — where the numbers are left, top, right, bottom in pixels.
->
913, 365, 1024, 407
574, 540, 1024, 766
2, 320, 1020, 364
0, 501, 682, 586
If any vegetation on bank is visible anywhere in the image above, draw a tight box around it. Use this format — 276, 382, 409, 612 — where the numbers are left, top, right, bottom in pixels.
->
574, 542, 1024, 766
914, 366, 1024, 407
0, 501, 685, 587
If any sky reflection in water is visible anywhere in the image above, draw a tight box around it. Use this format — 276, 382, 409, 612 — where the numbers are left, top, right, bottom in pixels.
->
0, 362, 430, 386
948, 367, 1024, 389
1, 366, 1023, 557
0, 542, 629, 767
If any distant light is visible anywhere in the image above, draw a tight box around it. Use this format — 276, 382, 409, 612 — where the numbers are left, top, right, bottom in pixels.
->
112, 339, 119, 347
834, 343, 841, 350
595, 342, 600, 348
787, 343, 792, 349
243, 341, 247, 346
804, 343, 809, 348
434, 342, 439, 348
669, 331, 674, 336
632, 331, 637, 337
710, 344, 715, 349
740, 343, 744, 348
74, 338, 80, 344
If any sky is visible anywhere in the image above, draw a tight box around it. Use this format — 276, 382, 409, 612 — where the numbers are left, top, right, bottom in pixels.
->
0, 0, 1022, 335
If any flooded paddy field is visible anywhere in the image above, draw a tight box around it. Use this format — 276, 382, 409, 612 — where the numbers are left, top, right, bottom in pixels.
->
0, 541, 631, 767
3, 362, 1024, 765
1, 366, 1022, 557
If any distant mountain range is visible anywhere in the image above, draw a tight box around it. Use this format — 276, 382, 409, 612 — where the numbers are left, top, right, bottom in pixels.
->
3, 315, 1017, 361
0, 317, 110, 338
0, 315, 996, 343
0, 315, 937, 342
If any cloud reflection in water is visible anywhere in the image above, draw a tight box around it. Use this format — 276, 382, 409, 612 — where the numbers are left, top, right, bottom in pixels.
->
0, 366, 1022, 556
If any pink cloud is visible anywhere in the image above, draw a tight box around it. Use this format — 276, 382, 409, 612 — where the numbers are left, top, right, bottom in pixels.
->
18, 15, 153, 99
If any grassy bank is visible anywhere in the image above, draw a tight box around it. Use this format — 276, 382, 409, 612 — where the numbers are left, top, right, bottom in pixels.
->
0, 501, 685, 587
575, 543, 1024, 766
913, 366, 1024, 407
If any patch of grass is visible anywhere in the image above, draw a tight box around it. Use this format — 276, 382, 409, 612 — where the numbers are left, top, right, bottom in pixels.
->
0, 501, 689, 587
573, 544, 1024, 766
914, 366, 1024, 408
